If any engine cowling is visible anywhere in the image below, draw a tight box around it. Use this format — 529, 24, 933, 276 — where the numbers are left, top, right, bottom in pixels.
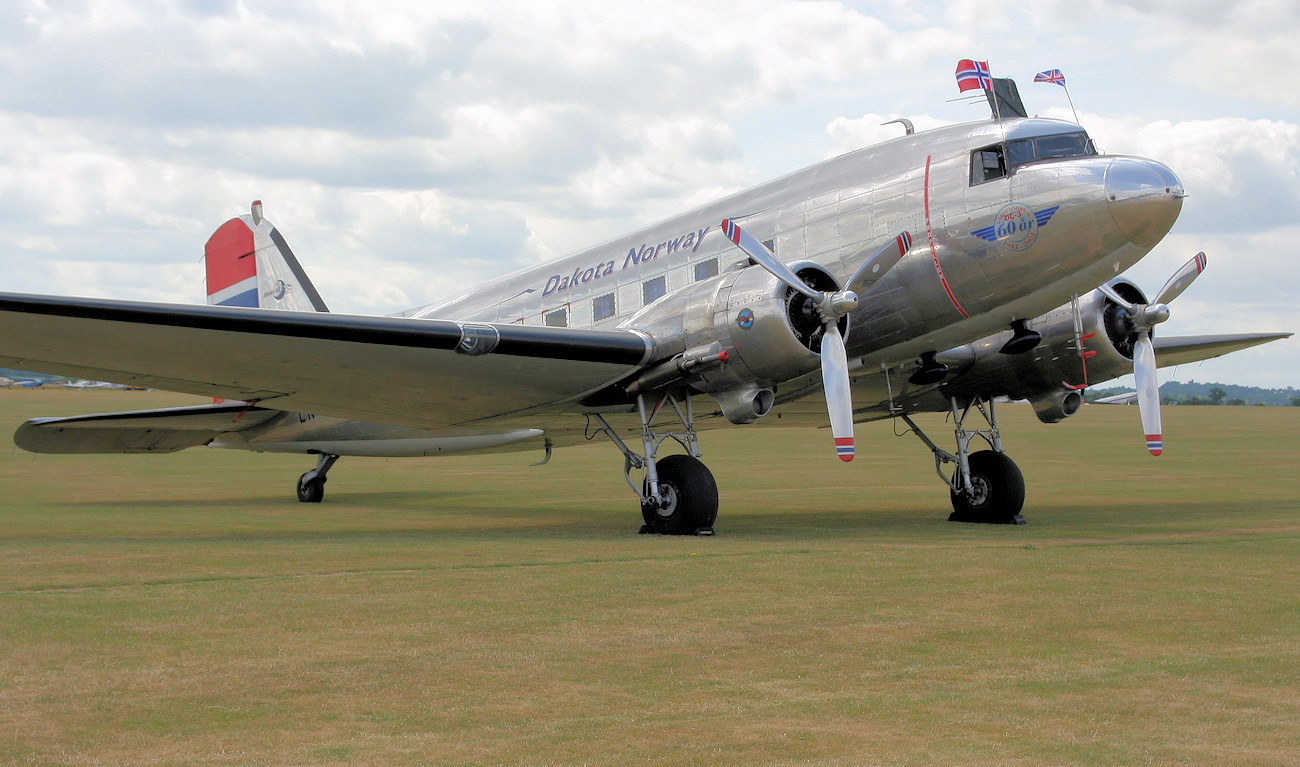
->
937, 280, 1152, 423
625, 262, 845, 423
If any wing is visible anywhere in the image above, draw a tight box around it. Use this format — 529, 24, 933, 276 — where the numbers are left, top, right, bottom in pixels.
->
0, 292, 653, 429
1152, 332, 1293, 368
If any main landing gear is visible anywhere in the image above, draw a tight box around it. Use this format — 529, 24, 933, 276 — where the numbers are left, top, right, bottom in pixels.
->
591, 392, 718, 536
296, 452, 339, 503
900, 396, 1026, 524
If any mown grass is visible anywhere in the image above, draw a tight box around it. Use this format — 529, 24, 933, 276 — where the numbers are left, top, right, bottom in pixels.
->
1, 389, 1297, 765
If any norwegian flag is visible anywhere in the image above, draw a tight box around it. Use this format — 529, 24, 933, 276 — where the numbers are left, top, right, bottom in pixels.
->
955, 59, 993, 92
1034, 69, 1067, 87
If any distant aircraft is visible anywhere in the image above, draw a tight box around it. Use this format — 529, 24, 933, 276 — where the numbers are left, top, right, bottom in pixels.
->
1, 81, 1290, 532
0, 376, 44, 388
1092, 391, 1139, 405
65, 379, 133, 390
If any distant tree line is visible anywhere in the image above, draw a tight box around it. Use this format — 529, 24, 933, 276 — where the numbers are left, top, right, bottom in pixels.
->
1087, 381, 1300, 406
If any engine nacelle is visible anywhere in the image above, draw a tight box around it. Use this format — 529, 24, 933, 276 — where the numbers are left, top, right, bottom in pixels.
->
624, 262, 843, 423
938, 280, 1152, 423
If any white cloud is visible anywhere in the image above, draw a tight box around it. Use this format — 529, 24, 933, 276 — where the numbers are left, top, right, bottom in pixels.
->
825, 113, 952, 157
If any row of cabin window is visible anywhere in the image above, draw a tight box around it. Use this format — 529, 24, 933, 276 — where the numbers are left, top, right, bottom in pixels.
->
539, 257, 721, 328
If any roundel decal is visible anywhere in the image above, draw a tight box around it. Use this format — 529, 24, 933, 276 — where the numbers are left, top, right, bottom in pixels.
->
992, 202, 1039, 251
736, 308, 755, 329
970, 202, 1059, 252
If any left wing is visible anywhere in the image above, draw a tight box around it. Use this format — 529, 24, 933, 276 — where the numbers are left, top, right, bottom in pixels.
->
1152, 332, 1292, 368
0, 292, 654, 429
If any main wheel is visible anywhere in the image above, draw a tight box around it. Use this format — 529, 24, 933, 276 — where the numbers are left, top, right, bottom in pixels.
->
297, 474, 326, 503
640, 454, 719, 535
949, 450, 1025, 524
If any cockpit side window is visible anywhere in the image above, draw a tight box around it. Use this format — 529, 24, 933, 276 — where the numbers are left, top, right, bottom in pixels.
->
971, 144, 1007, 185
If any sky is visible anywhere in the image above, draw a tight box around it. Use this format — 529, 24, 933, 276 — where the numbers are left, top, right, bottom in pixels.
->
1, 0, 1297, 388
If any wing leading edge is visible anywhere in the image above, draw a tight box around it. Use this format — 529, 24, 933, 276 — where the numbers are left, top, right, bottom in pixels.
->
0, 292, 654, 430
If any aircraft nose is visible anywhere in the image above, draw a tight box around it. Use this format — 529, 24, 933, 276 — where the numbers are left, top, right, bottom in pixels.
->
1105, 158, 1185, 248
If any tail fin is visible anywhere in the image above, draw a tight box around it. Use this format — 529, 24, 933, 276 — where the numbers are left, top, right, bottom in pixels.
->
204, 200, 329, 312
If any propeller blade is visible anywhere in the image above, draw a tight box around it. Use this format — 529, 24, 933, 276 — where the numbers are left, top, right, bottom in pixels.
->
845, 231, 912, 295
1153, 252, 1207, 305
1133, 333, 1163, 456
820, 322, 855, 462
721, 219, 820, 301
1097, 282, 1135, 311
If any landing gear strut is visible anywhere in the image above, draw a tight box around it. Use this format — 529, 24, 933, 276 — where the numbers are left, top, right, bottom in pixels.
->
901, 396, 1026, 524
591, 392, 718, 535
296, 453, 339, 503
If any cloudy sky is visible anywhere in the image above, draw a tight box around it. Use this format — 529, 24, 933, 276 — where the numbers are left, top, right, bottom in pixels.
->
2, 0, 1297, 387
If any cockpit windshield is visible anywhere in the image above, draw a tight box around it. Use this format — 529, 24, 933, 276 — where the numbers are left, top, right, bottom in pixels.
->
1006, 131, 1094, 169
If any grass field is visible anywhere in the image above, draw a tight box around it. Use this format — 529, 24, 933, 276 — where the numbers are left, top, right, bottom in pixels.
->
1, 389, 1297, 766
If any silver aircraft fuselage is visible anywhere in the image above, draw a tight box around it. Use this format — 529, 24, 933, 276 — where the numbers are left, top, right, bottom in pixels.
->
220, 116, 1185, 455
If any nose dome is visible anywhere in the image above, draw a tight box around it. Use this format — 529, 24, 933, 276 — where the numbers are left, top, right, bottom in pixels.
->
1105, 158, 1185, 248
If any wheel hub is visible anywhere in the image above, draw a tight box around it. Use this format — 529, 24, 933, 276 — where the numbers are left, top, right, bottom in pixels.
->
965, 476, 992, 508
655, 483, 679, 518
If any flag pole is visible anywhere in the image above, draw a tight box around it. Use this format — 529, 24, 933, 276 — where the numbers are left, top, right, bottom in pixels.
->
987, 59, 1001, 122
1062, 81, 1081, 125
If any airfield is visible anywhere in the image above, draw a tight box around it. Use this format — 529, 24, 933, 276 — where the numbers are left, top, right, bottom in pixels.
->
2, 388, 1296, 765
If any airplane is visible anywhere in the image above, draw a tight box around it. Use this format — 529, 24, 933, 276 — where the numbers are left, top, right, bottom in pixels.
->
0, 82, 1290, 533
63, 379, 130, 390
1091, 391, 1140, 405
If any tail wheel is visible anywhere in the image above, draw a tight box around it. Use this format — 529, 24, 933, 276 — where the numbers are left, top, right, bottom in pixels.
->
297, 474, 325, 503
641, 454, 719, 535
949, 450, 1025, 524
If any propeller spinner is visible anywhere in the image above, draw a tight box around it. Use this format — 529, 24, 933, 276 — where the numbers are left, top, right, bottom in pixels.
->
721, 219, 911, 462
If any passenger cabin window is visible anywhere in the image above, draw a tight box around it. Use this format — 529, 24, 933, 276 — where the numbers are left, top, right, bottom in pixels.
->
694, 258, 719, 282
642, 275, 667, 305
971, 145, 1007, 184
592, 293, 615, 322
544, 307, 568, 327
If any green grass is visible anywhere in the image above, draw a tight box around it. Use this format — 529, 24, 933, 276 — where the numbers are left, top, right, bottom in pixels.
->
1, 390, 1297, 765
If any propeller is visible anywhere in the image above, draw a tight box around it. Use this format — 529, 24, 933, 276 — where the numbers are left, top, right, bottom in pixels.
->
721, 219, 911, 462
1097, 252, 1207, 456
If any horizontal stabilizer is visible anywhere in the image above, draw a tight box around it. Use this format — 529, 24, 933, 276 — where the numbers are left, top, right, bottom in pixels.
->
1152, 332, 1293, 369
16, 403, 280, 454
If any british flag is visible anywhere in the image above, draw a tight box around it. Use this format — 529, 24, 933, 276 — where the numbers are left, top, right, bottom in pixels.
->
1034, 69, 1066, 87
955, 59, 993, 92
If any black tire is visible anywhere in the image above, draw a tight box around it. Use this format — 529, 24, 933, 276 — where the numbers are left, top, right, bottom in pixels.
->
949, 450, 1025, 524
297, 474, 325, 503
640, 454, 719, 535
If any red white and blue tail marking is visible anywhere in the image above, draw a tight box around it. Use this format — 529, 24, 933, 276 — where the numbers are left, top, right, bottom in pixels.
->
205, 217, 258, 307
